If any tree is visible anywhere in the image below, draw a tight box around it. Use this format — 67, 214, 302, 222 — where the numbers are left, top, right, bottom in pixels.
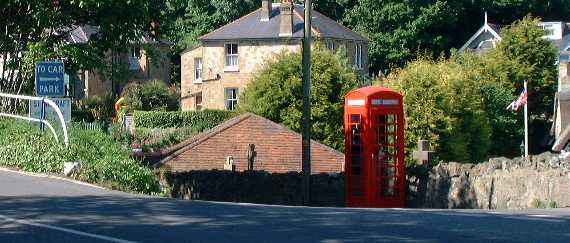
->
494, 17, 558, 118
239, 48, 359, 150
344, 0, 463, 75
383, 57, 492, 164
0, 0, 153, 112
162, 0, 261, 51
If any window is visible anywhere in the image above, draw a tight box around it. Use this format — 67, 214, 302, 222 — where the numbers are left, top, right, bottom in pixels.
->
541, 24, 556, 37
131, 47, 142, 59
354, 44, 363, 69
477, 39, 497, 50
195, 93, 203, 111
129, 47, 142, 70
225, 43, 239, 70
225, 88, 239, 110
326, 40, 336, 51
194, 58, 203, 83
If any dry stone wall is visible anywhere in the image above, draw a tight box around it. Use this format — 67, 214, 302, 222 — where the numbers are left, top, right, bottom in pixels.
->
410, 152, 570, 209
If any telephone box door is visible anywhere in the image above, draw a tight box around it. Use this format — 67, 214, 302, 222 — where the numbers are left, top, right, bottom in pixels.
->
372, 111, 405, 207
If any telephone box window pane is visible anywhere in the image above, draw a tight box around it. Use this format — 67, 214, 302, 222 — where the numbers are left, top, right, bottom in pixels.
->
351, 114, 361, 123
352, 156, 361, 176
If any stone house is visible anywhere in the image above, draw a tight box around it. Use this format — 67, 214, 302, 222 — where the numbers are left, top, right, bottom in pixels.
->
66, 25, 171, 98
459, 14, 570, 147
180, 0, 369, 111
159, 113, 345, 174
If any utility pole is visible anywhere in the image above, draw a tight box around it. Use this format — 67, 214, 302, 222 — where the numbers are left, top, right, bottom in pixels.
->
302, 0, 312, 205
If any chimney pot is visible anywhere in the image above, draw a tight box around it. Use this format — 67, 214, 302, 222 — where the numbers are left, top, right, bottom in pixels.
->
261, 0, 272, 22
279, 0, 293, 36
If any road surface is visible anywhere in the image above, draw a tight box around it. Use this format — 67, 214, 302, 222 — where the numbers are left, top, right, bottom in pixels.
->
0, 169, 569, 243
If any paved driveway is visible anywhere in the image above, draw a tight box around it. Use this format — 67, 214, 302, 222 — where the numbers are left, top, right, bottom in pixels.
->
0, 169, 569, 243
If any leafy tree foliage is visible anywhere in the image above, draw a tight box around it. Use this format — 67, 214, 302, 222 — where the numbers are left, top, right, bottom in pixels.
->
344, 0, 462, 75
0, 0, 154, 111
494, 17, 558, 117
240, 48, 359, 150
382, 17, 557, 162
162, 0, 261, 51
383, 57, 493, 164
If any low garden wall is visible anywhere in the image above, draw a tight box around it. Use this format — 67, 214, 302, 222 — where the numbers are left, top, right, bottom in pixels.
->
409, 152, 570, 209
162, 170, 344, 207
162, 153, 570, 209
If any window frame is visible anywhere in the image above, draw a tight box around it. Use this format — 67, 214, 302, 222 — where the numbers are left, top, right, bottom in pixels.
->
541, 24, 556, 38
225, 87, 239, 111
354, 43, 363, 70
194, 58, 203, 83
224, 43, 239, 71
327, 40, 336, 51
195, 93, 203, 111
131, 47, 142, 59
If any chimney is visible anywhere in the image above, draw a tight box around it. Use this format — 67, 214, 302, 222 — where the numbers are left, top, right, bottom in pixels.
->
279, 0, 293, 36
261, 0, 272, 22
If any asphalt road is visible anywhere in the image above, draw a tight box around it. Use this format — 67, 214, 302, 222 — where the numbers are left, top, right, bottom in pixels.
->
0, 169, 569, 243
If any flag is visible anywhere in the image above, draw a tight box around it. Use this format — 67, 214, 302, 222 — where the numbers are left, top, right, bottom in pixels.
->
507, 83, 527, 111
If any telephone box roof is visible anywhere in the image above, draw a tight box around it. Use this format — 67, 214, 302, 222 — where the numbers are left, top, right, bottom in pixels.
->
345, 86, 401, 98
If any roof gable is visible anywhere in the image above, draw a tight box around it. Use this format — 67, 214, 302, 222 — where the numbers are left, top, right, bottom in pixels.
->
458, 23, 502, 53
161, 113, 343, 164
199, 4, 367, 42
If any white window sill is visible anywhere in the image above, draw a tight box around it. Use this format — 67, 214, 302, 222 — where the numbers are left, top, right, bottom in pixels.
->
193, 79, 203, 84
224, 66, 239, 72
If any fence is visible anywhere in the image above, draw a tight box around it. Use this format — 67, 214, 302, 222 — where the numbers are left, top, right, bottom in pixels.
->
0, 92, 69, 147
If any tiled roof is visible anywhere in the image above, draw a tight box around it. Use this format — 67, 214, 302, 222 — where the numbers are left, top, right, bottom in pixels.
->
199, 4, 367, 42
160, 113, 345, 174
64, 25, 171, 45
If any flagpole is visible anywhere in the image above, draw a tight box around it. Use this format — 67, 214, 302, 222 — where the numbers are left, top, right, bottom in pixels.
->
524, 80, 529, 157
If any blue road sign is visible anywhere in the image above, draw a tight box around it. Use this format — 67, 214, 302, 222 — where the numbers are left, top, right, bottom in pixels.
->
35, 61, 65, 97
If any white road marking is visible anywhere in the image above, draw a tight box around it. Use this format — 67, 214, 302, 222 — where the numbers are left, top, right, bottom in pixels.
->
0, 167, 106, 190
0, 214, 139, 243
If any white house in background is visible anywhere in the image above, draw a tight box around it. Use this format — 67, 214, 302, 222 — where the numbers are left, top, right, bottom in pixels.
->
459, 13, 570, 148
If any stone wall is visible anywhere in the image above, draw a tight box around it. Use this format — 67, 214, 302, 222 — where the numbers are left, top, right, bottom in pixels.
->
163, 170, 344, 207
409, 152, 570, 209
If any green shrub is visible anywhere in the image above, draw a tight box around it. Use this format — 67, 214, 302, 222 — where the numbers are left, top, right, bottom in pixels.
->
134, 109, 236, 130
384, 57, 492, 164
548, 200, 557, 208
73, 95, 117, 122
133, 127, 197, 152
121, 80, 179, 111
239, 48, 359, 150
0, 119, 160, 194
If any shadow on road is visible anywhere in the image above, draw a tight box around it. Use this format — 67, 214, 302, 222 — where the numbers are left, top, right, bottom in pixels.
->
0, 195, 569, 242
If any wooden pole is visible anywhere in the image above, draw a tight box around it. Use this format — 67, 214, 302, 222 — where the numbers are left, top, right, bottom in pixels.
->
302, 0, 312, 205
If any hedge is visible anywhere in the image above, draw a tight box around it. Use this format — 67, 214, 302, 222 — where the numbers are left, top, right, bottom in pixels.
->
133, 110, 237, 131
0, 119, 161, 194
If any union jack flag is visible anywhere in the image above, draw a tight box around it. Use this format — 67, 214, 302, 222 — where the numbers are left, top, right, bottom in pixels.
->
507, 83, 527, 111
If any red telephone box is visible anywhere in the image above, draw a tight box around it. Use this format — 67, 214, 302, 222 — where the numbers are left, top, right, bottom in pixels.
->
344, 86, 405, 208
